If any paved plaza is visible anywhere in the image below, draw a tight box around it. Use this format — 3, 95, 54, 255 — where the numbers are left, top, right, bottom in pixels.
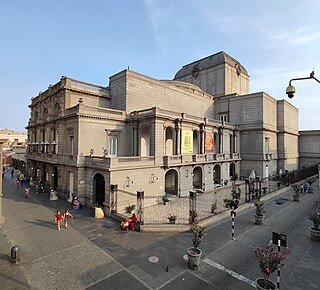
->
0, 170, 319, 289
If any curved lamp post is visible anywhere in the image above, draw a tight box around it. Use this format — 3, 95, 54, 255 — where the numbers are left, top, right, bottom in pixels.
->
286, 71, 320, 188
286, 71, 320, 98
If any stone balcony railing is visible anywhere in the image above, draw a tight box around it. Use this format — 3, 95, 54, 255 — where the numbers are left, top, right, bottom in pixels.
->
29, 151, 241, 169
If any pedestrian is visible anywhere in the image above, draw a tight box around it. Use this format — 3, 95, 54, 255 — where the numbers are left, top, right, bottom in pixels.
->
16, 179, 20, 188
11, 169, 14, 179
129, 213, 137, 231
35, 183, 39, 194
25, 186, 30, 198
54, 210, 64, 231
64, 209, 73, 228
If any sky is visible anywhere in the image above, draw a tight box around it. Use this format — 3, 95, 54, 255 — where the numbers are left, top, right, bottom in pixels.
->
0, 0, 319, 132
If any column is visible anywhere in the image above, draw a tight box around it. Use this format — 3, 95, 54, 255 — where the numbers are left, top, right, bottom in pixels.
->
200, 123, 205, 154
175, 119, 181, 155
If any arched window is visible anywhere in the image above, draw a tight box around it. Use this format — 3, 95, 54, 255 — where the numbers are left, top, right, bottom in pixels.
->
140, 126, 150, 156
165, 127, 174, 156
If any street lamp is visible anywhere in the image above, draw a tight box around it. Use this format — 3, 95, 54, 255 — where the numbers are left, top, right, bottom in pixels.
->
286, 71, 320, 188
286, 71, 320, 98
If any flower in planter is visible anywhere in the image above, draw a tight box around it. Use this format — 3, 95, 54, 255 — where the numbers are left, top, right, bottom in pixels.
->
126, 204, 136, 213
307, 209, 320, 229
253, 243, 292, 288
211, 203, 217, 214
168, 214, 177, 223
191, 223, 207, 249
254, 201, 265, 216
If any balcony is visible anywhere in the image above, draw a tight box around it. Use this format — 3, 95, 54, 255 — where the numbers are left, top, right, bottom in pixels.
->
86, 156, 157, 169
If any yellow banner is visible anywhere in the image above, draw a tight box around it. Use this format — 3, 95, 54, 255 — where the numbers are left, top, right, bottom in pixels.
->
181, 130, 193, 154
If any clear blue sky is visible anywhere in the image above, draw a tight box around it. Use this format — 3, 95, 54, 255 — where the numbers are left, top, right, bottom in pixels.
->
1, 0, 319, 132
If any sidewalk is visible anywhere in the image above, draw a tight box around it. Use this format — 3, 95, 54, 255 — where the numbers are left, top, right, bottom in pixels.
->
1, 169, 319, 290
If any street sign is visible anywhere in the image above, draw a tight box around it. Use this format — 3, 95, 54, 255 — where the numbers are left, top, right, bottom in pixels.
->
230, 210, 237, 217
272, 232, 287, 247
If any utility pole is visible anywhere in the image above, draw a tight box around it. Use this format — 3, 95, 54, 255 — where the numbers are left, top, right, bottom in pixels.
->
0, 139, 6, 224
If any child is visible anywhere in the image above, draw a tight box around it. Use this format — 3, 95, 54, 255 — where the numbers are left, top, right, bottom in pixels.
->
64, 209, 73, 228
54, 210, 64, 231
25, 187, 30, 198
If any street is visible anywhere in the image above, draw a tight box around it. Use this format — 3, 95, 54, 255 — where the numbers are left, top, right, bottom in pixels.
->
0, 171, 319, 290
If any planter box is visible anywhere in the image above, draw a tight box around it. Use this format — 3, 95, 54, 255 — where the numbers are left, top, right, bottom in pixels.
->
186, 247, 202, 270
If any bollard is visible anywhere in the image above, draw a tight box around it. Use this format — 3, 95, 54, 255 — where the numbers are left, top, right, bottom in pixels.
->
11, 245, 20, 264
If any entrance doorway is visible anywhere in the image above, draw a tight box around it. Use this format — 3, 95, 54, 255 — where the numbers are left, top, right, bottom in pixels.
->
193, 167, 202, 190
94, 173, 105, 206
165, 169, 178, 195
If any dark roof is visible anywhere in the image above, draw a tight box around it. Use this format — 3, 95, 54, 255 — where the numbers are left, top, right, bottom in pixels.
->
173, 51, 248, 79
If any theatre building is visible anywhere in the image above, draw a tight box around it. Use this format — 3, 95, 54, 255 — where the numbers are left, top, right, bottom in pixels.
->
26, 51, 299, 213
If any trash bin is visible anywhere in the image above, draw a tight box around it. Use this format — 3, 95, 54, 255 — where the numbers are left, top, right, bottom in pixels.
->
11, 245, 20, 263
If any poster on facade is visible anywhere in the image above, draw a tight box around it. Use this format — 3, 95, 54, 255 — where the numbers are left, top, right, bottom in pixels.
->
181, 130, 193, 154
205, 132, 214, 153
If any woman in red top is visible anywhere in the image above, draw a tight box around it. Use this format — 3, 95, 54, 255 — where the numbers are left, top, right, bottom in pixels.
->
129, 213, 138, 231
55, 210, 64, 231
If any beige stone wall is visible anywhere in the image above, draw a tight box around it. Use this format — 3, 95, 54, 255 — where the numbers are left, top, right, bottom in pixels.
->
111, 70, 214, 118
299, 130, 320, 167
277, 100, 299, 171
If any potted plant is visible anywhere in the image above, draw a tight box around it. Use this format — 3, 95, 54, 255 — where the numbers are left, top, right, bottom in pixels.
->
186, 223, 207, 270
253, 243, 292, 290
162, 196, 170, 205
223, 198, 233, 208
306, 178, 315, 193
254, 201, 265, 225
189, 210, 198, 223
307, 208, 320, 242
126, 204, 136, 213
211, 203, 217, 214
291, 184, 301, 202
224, 180, 229, 186
168, 214, 177, 224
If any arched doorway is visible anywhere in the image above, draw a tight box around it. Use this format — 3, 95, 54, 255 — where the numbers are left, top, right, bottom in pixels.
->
193, 167, 202, 190
140, 126, 150, 156
165, 127, 174, 156
165, 169, 178, 195
229, 163, 236, 179
213, 164, 221, 185
94, 173, 105, 206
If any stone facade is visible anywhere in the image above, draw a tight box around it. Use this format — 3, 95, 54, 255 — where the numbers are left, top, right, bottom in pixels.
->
299, 130, 320, 167
26, 51, 304, 214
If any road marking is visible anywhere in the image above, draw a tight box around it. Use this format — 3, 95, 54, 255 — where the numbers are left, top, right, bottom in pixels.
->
203, 258, 255, 288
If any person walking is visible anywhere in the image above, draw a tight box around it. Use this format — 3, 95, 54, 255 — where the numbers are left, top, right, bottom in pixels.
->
64, 209, 73, 228
11, 169, 14, 179
54, 210, 64, 231
25, 186, 30, 198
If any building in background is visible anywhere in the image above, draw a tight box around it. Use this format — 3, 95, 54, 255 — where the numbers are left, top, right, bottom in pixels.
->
0, 129, 27, 170
26, 51, 305, 214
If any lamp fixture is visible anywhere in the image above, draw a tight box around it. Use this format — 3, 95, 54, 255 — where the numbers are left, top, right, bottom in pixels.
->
89, 148, 94, 156
286, 71, 320, 98
150, 173, 159, 183
103, 148, 108, 157
126, 176, 134, 187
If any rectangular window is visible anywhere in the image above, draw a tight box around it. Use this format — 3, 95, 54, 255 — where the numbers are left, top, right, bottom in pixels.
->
219, 114, 228, 123
109, 138, 118, 157
265, 137, 270, 153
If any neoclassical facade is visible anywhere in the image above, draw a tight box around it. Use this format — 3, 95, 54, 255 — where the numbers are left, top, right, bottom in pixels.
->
26, 51, 299, 213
